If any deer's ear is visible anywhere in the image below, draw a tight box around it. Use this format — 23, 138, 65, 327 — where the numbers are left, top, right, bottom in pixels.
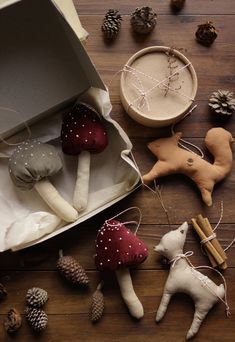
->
154, 243, 165, 254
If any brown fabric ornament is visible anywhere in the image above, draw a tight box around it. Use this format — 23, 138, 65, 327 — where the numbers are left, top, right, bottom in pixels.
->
57, 250, 89, 287
25, 307, 48, 332
209, 90, 235, 116
130, 7, 157, 34
0, 283, 7, 299
4, 308, 22, 334
170, 0, 185, 11
26, 287, 48, 308
195, 21, 217, 46
101, 9, 122, 39
90, 282, 105, 323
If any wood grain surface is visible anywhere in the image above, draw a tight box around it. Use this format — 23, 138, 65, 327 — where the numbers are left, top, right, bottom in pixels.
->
0, 1, 235, 341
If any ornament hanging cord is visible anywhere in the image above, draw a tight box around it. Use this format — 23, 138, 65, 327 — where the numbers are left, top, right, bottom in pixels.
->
0, 106, 32, 149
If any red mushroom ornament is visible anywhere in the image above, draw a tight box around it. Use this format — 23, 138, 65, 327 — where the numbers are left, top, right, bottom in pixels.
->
95, 219, 148, 319
61, 103, 108, 212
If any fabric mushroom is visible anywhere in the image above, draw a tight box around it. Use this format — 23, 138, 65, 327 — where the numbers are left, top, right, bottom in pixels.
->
9, 139, 78, 222
61, 103, 108, 212
95, 219, 148, 319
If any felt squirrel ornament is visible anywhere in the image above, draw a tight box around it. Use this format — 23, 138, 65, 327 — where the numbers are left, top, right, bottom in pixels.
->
154, 222, 228, 340
143, 127, 233, 206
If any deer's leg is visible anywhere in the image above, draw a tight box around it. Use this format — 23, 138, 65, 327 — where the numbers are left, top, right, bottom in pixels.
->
142, 161, 172, 184
200, 187, 213, 207
186, 304, 211, 340
156, 291, 172, 322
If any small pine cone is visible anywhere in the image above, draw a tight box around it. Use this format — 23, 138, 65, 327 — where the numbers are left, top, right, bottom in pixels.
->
101, 9, 122, 39
26, 287, 48, 308
0, 283, 7, 300
57, 251, 89, 287
130, 7, 157, 34
209, 90, 235, 116
4, 308, 22, 334
25, 307, 48, 332
170, 0, 185, 11
90, 283, 105, 323
195, 21, 217, 46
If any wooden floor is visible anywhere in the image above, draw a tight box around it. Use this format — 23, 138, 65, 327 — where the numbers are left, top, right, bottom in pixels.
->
1, 0, 235, 341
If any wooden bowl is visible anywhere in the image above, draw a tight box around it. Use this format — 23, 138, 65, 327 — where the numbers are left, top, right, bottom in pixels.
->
120, 46, 198, 127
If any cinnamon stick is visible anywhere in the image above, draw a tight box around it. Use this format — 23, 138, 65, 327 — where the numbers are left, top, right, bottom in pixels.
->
191, 218, 225, 266
203, 217, 227, 270
195, 215, 218, 268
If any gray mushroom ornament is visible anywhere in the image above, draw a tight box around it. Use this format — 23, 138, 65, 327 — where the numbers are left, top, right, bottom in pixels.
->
8, 140, 78, 222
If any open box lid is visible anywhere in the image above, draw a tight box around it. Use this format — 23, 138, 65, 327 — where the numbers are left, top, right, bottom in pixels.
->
0, 0, 104, 139
0, 1, 141, 251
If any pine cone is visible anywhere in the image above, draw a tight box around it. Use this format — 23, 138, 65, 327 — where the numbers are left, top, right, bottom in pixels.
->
26, 287, 48, 308
0, 283, 7, 300
90, 283, 105, 323
209, 90, 235, 116
25, 307, 48, 332
195, 21, 217, 46
170, 0, 185, 11
57, 251, 89, 287
4, 308, 22, 334
130, 7, 157, 34
101, 9, 122, 39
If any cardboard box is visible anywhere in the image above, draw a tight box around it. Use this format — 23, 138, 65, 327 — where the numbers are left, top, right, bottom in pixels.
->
0, 0, 140, 251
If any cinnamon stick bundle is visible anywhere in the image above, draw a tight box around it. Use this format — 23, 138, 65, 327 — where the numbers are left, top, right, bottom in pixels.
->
191, 215, 227, 270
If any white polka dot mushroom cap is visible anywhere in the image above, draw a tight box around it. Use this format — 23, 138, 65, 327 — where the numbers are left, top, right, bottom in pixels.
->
95, 219, 148, 272
9, 140, 62, 190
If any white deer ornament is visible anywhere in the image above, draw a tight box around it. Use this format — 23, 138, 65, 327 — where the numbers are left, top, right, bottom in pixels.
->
154, 222, 227, 340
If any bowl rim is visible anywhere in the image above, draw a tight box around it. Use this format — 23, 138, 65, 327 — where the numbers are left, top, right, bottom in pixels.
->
120, 46, 198, 124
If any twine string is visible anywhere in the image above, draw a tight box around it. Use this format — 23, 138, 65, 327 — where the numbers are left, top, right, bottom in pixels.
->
200, 201, 235, 253
0, 106, 31, 147
105, 206, 142, 236
170, 251, 231, 317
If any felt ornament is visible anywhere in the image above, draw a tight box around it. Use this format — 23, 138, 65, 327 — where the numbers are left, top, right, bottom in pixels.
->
154, 222, 227, 340
142, 127, 234, 206
61, 103, 108, 212
9, 140, 78, 222
95, 218, 148, 319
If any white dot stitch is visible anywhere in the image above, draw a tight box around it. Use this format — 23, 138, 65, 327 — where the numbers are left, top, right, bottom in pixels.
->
107, 259, 110, 262
96, 245, 98, 247
74, 122, 77, 124
65, 135, 67, 138
138, 243, 141, 246
89, 131, 92, 134
105, 247, 107, 250
116, 249, 119, 252
129, 245, 132, 248
126, 252, 129, 255
70, 129, 73, 133
101, 232, 104, 235
25, 162, 28, 166
118, 261, 121, 265
82, 124, 85, 127
119, 237, 122, 240
127, 231, 130, 234
42, 154, 45, 157
108, 238, 111, 242
140, 254, 142, 257
100, 262, 103, 266
76, 135, 79, 138
85, 139, 88, 143
100, 240, 103, 243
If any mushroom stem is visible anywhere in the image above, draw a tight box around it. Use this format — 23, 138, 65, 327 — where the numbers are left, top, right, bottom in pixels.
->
115, 268, 144, 319
34, 179, 78, 222
73, 150, 91, 212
